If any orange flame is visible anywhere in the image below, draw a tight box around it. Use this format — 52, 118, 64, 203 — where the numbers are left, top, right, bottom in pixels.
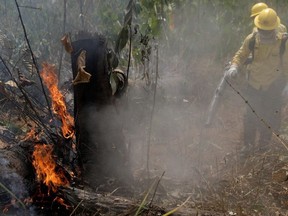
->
21, 127, 41, 142
40, 63, 74, 139
53, 197, 70, 209
32, 144, 69, 193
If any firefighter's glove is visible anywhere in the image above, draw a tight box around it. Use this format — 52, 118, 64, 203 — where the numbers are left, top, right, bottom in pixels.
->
225, 65, 238, 80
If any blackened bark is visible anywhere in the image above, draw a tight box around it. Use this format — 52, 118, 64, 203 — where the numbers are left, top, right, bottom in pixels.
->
70, 32, 132, 187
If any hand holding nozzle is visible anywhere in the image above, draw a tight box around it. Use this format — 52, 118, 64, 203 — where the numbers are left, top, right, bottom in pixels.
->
224, 64, 239, 80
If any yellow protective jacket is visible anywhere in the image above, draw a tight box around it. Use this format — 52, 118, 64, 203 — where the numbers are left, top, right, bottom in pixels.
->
231, 32, 288, 90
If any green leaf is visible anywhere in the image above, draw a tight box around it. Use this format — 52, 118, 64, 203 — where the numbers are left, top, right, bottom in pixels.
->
115, 26, 129, 54
134, 178, 158, 216
148, 17, 161, 36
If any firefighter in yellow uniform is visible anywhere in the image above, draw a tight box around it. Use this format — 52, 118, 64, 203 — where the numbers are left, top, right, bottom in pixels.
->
225, 8, 288, 155
250, 2, 287, 33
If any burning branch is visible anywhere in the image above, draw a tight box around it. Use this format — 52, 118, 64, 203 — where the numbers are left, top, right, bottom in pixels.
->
32, 144, 69, 193
40, 63, 74, 139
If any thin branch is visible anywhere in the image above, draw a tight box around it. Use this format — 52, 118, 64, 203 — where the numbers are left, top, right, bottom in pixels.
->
0, 55, 56, 143
126, 25, 133, 80
78, 0, 85, 28
18, 5, 42, 10
146, 44, 159, 178
57, 0, 68, 82
162, 196, 191, 216
14, 0, 53, 120
148, 171, 165, 207
69, 199, 84, 216
0, 181, 26, 210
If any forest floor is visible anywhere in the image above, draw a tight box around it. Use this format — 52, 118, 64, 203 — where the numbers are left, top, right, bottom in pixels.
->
0, 55, 288, 216
124, 55, 288, 216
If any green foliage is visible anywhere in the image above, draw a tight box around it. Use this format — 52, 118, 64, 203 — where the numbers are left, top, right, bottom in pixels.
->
115, 26, 129, 54
115, 0, 177, 67
115, 0, 135, 54
1, 0, 288, 71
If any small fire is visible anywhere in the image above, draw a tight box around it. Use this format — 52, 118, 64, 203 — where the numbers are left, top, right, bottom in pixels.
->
22, 127, 41, 142
40, 63, 74, 139
32, 144, 69, 193
53, 197, 70, 209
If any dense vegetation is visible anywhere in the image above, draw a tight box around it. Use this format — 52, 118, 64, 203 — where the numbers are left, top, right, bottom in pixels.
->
1, 0, 287, 79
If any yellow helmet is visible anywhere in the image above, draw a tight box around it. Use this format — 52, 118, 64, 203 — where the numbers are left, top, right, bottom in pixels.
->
254, 8, 280, 30
250, 2, 268, 18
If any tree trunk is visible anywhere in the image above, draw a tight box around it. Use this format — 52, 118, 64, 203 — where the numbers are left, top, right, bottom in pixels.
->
70, 32, 132, 188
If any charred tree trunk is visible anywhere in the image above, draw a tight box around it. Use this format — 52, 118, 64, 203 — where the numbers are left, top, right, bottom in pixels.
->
70, 32, 132, 188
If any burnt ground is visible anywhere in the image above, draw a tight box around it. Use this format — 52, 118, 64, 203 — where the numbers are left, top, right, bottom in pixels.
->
122, 54, 288, 215
0, 54, 288, 215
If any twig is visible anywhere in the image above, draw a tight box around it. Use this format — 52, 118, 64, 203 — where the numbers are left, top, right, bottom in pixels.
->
148, 171, 165, 207
57, 0, 67, 81
0, 55, 55, 142
14, 0, 53, 120
243, 187, 258, 197
108, 187, 120, 196
126, 24, 133, 80
193, 166, 224, 208
18, 5, 42, 10
78, 0, 85, 28
0, 181, 26, 210
162, 196, 191, 216
146, 43, 159, 178
69, 199, 83, 216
